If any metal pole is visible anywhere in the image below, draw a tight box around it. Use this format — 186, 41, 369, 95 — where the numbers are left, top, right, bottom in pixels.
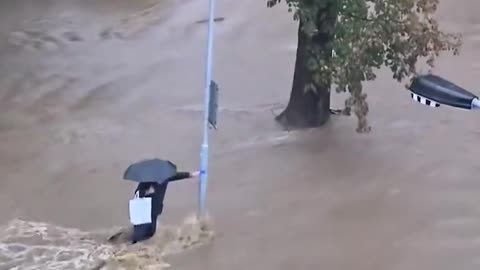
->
199, 0, 215, 217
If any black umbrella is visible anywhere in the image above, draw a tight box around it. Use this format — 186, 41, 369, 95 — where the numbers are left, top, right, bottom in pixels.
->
123, 159, 177, 183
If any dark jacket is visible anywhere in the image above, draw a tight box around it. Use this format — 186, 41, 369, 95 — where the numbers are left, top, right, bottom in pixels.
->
132, 172, 192, 243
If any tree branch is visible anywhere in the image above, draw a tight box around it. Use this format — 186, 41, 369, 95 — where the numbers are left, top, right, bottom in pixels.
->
340, 11, 403, 24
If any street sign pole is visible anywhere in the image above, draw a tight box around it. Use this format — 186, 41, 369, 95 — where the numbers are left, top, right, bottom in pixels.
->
199, 0, 216, 217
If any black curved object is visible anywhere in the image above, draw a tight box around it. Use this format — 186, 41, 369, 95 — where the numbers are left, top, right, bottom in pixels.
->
123, 159, 177, 183
409, 74, 477, 109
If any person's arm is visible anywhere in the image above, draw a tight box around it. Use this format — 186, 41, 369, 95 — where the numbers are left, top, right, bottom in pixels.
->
167, 171, 199, 182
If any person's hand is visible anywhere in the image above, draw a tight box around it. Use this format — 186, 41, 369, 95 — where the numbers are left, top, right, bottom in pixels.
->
190, 171, 200, 178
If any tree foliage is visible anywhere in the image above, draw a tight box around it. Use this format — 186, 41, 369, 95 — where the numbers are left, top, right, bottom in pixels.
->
267, 0, 461, 132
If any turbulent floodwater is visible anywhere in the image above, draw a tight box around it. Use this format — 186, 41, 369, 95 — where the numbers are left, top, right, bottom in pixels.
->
2, 0, 480, 269
0, 1, 219, 269
0, 216, 213, 270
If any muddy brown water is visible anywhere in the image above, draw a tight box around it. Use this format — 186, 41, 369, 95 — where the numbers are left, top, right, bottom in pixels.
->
1, 0, 480, 269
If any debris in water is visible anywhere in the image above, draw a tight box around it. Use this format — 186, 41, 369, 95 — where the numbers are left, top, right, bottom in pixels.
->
62, 31, 83, 42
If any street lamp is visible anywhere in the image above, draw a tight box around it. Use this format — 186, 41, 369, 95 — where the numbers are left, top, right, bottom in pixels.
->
408, 74, 480, 109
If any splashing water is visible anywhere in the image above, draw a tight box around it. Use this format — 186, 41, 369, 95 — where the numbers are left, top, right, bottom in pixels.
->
0, 215, 214, 270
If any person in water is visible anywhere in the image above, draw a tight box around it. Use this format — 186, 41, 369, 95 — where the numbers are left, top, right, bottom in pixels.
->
132, 171, 200, 244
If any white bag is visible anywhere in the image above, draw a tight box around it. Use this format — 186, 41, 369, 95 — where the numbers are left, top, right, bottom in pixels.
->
129, 192, 152, 225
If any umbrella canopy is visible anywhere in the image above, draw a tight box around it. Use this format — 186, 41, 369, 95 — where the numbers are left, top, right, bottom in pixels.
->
123, 159, 177, 183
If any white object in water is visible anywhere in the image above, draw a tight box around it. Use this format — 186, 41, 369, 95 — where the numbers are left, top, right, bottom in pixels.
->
129, 194, 152, 225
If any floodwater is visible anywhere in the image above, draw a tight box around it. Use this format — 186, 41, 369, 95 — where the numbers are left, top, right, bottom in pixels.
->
1, 0, 480, 269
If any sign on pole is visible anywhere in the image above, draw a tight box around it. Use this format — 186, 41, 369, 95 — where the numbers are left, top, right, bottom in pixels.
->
208, 80, 219, 129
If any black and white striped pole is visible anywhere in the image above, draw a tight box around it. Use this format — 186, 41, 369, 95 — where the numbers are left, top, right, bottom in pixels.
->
408, 74, 480, 110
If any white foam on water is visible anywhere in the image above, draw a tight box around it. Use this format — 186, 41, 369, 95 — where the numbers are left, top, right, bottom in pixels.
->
0, 215, 214, 270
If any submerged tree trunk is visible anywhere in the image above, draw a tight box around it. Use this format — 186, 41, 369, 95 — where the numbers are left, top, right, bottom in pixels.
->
276, 9, 335, 129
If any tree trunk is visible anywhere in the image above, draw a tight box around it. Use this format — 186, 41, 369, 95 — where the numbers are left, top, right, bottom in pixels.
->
276, 11, 334, 129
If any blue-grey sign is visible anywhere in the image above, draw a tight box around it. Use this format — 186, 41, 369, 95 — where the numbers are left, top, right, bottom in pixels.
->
208, 80, 219, 129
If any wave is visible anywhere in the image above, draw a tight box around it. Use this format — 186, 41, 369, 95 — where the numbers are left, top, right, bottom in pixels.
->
0, 215, 214, 270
